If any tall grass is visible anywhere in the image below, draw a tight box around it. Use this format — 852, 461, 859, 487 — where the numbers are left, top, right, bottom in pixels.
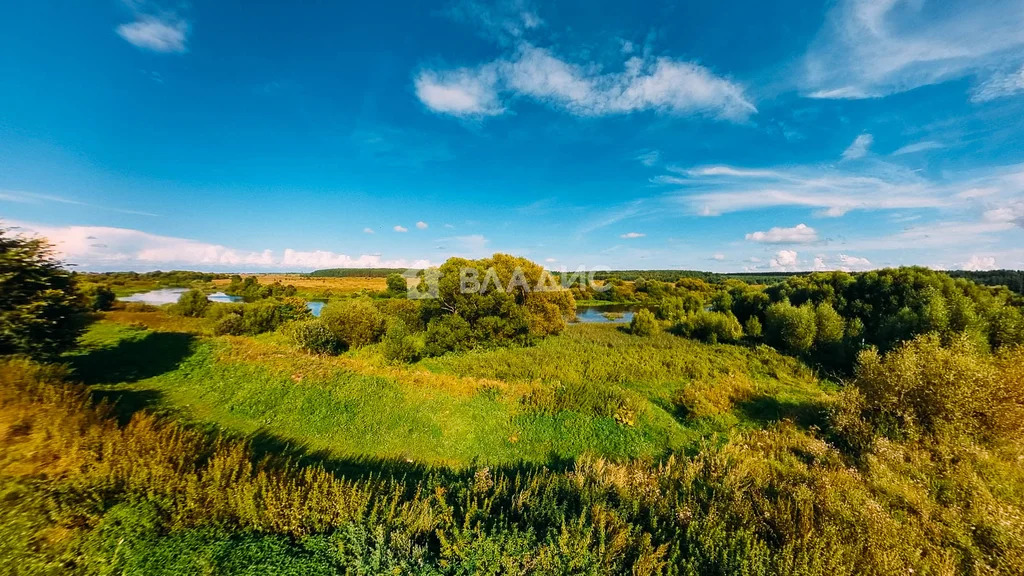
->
2, 358, 1022, 574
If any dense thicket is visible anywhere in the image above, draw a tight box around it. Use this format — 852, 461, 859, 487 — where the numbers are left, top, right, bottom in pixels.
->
224, 275, 297, 301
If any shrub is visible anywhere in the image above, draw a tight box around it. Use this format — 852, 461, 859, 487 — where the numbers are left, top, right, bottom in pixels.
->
674, 311, 743, 344
380, 319, 421, 363
87, 285, 117, 311
423, 314, 473, 357
765, 300, 817, 354
629, 309, 658, 336
174, 289, 210, 318
320, 298, 386, 349
290, 319, 343, 355
385, 273, 408, 294
376, 298, 424, 331
849, 334, 1024, 443
212, 314, 246, 336
744, 316, 763, 339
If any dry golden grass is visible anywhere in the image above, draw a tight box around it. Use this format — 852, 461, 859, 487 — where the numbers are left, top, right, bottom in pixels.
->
212, 274, 387, 294
103, 310, 207, 333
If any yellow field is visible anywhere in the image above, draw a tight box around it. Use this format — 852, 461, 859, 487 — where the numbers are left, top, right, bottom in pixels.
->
212, 274, 387, 294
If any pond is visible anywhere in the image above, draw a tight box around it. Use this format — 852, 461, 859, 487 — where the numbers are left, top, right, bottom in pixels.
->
119, 288, 243, 305
307, 301, 326, 317
573, 304, 639, 324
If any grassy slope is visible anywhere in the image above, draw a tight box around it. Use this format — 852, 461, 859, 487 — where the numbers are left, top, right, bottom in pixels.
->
66, 313, 833, 468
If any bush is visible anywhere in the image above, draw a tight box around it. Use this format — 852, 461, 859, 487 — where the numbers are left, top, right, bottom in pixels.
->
290, 319, 343, 355
674, 311, 743, 344
212, 314, 246, 336
744, 316, 763, 339
174, 289, 210, 318
376, 298, 424, 331
380, 319, 421, 363
629, 309, 658, 336
423, 314, 473, 357
385, 273, 408, 294
87, 285, 117, 311
765, 300, 817, 354
320, 298, 386, 349
849, 334, 1024, 443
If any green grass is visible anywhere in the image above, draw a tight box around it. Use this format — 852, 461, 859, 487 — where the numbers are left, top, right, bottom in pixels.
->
65, 319, 834, 468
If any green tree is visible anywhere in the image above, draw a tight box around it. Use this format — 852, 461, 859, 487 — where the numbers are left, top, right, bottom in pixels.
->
87, 285, 117, 311
0, 227, 91, 360
814, 302, 845, 346
320, 298, 386, 349
175, 289, 210, 317
386, 273, 408, 294
765, 300, 817, 354
629, 309, 658, 336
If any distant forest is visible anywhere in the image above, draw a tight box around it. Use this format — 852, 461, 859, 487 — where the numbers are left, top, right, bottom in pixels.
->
308, 267, 1024, 295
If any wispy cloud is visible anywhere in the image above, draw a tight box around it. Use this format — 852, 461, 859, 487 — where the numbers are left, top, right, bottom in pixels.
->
891, 140, 945, 155
416, 43, 755, 121
116, 15, 188, 53
7, 221, 428, 271
841, 134, 873, 160
745, 223, 818, 244
393, 225, 409, 233
416, 221, 429, 229
635, 150, 660, 167
0, 189, 159, 217
971, 64, 1024, 102
619, 232, 645, 239
802, 0, 1024, 99
362, 227, 375, 234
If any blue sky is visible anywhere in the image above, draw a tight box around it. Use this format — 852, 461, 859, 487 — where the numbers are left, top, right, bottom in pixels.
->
2, 0, 1023, 272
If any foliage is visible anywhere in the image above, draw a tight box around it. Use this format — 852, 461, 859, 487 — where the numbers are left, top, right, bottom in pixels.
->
173, 289, 211, 317
385, 272, 408, 294
673, 310, 743, 344
225, 275, 297, 301
86, 284, 117, 311
764, 300, 818, 354
0, 227, 91, 360
320, 297, 386, 349
380, 319, 422, 363
418, 254, 575, 355
288, 319, 343, 355
211, 298, 311, 335
842, 334, 1024, 444
4, 357, 1024, 575
744, 315, 763, 339
629, 308, 658, 336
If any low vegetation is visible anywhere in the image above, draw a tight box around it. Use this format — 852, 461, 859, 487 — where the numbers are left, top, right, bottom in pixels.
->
3, 226, 1024, 574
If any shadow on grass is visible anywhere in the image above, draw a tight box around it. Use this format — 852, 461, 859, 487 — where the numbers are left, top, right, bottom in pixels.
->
241, 430, 580, 485
735, 395, 828, 429
69, 331, 196, 386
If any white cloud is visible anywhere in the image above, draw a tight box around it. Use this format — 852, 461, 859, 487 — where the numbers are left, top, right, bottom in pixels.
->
971, 65, 1024, 102
1, 188, 158, 216
414, 66, 503, 117
544, 257, 557, 263
116, 16, 188, 53
960, 255, 997, 271
711, 253, 726, 261
841, 134, 873, 160
416, 43, 755, 121
802, 0, 1024, 99
669, 160, 949, 217
770, 250, 799, 271
7, 221, 425, 271
891, 140, 945, 156
363, 227, 375, 234
620, 232, 646, 239
416, 221, 429, 229
838, 254, 873, 270
635, 150, 660, 167
393, 225, 409, 232
745, 223, 818, 244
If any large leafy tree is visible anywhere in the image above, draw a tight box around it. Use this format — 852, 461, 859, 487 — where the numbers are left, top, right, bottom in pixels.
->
0, 227, 91, 360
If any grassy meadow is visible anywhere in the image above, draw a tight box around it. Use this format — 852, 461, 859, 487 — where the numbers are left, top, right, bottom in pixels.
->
64, 311, 828, 468
212, 274, 389, 299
